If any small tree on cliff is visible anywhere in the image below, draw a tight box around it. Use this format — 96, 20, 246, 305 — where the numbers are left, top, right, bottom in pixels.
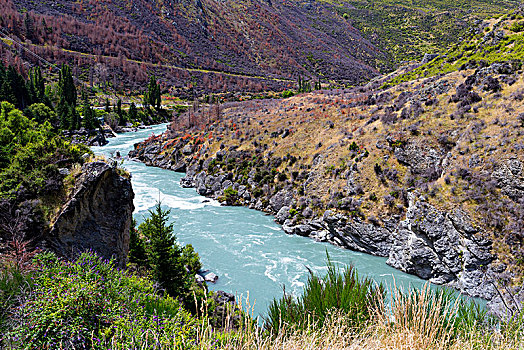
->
137, 202, 190, 299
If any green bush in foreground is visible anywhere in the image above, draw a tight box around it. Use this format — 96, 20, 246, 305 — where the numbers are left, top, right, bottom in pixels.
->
3, 251, 197, 349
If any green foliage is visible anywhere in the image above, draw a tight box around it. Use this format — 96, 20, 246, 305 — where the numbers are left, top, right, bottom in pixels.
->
349, 141, 359, 151
383, 22, 524, 87
128, 102, 138, 121
128, 219, 147, 267
0, 102, 90, 197
297, 76, 312, 93
181, 244, 202, 275
4, 251, 197, 349
509, 20, 524, 32
57, 64, 79, 130
25, 103, 58, 126
265, 253, 385, 332
81, 89, 98, 130
281, 90, 295, 98
144, 76, 162, 110
137, 202, 191, 300
330, 0, 513, 71
222, 186, 239, 205
0, 64, 30, 110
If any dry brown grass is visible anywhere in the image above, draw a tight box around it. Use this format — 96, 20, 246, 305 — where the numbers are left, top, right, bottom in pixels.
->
193, 284, 523, 350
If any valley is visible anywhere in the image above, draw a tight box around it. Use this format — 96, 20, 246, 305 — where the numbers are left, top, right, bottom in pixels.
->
0, 1, 523, 349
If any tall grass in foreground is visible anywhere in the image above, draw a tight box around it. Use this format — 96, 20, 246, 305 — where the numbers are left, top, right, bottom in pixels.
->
194, 283, 523, 350
264, 255, 385, 332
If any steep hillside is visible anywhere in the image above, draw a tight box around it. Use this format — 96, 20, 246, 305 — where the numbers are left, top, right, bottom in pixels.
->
129, 12, 524, 308
0, 0, 519, 96
0, 0, 381, 94
327, 0, 519, 70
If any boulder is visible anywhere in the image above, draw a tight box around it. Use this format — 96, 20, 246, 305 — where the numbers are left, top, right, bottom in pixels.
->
269, 190, 294, 212
276, 206, 291, 224
46, 162, 134, 268
204, 272, 218, 283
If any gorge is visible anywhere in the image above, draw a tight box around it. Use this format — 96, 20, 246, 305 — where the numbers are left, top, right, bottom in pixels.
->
95, 123, 487, 318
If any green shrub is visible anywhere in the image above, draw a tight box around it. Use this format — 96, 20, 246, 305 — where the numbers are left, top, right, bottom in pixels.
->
222, 186, 239, 205
182, 244, 202, 275
281, 90, 295, 98
0, 102, 90, 197
509, 21, 524, 32
253, 187, 263, 198
5, 251, 197, 349
264, 253, 385, 332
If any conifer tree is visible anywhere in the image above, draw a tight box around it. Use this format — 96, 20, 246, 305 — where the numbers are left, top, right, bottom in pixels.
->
128, 102, 137, 121
117, 99, 126, 126
129, 219, 147, 267
138, 202, 190, 298
28, 66, 45, 104
145, 76, 162, 110
57, 65, 78, 130
81, 90, 97, 130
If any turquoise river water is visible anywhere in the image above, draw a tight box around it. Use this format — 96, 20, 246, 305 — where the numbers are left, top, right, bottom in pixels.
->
93, 123, 478, 320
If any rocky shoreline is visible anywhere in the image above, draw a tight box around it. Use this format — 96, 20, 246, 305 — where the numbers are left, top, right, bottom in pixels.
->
127, 134, 522, 316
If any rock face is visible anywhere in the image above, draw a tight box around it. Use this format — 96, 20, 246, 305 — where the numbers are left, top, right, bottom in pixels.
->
47, 162, 134, 267
387, 193, 495, 299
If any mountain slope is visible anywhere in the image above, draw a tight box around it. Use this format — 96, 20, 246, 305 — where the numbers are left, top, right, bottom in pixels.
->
1, 0, 381, 93
0, 0, 520, 96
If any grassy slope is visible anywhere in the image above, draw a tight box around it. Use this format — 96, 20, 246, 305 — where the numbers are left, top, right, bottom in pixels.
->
157, 13, 524, 286
318, 0, 518, 71
385, 8, 524, 86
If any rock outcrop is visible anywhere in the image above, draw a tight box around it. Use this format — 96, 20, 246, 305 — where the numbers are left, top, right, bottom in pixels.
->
46, 161, 134, 267
387, 193, 495, 299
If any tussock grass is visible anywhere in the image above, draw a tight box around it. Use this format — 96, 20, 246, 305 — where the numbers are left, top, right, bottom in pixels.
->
193, 283, 523, 350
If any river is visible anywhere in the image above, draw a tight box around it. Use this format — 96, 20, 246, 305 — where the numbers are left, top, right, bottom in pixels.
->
93, 123, 467, 320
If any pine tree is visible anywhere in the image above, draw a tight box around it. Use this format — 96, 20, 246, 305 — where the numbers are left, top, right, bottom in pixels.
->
138, 202, 190, 298
129, 219, 147, 267
28, 66, 45, 104
117, 99, 126, 126
128, 102, 137, 121
145, 76, 161, 110
57, 64, 77, 107
104, 98, 111, 113
24, 13, 34, 41
57, 65, 78, 130
81, 90, 97, 130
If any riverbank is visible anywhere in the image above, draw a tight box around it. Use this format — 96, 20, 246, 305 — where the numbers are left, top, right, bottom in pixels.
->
126, 65, 524, 317
128, 137, 495, 301
95, 123, 438, 319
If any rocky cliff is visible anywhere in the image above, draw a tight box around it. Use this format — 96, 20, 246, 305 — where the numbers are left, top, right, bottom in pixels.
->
45, 161, 134, 267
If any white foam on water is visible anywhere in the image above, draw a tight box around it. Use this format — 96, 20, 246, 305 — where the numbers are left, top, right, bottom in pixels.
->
264, 260, 278, 282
